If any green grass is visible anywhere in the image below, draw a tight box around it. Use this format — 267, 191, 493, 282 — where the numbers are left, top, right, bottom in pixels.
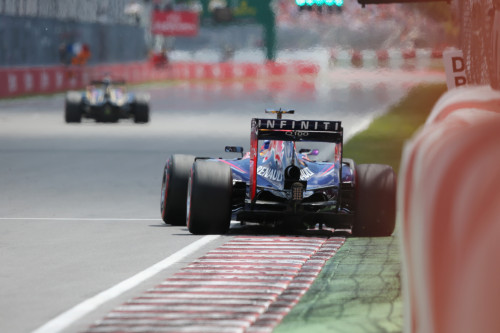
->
274, 237, 403, 333
344, 83, 447, 173
273, 83, 447, 333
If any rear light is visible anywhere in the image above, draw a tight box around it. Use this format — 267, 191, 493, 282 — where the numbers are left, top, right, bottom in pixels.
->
291, 182, 304, 201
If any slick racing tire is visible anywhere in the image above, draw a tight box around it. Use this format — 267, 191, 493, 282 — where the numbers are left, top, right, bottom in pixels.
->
352, 164, 396, 237
187, 160, 232, 235
161, 154, 195, 225
133, 94, 149, 123
65, 91, 83, 123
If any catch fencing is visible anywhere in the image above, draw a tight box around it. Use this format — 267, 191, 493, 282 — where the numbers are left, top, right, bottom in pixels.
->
458, 0, 497, 86
0, 16, 147, 67
0, 0, 147, 67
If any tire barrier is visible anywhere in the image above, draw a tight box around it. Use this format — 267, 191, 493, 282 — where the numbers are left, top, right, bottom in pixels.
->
399, 85, 500, 333
0, 61, 319, 99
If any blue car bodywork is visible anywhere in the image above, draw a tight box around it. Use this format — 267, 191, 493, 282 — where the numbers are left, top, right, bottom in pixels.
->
162, 109, 397, 236
204, 112, 356, 229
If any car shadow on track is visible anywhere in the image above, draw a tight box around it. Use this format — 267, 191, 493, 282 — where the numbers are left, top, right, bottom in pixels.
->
151, 221, 351, 238
226, 222, 352, 238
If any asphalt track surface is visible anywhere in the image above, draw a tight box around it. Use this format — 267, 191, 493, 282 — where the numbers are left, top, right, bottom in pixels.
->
0, 71, 443, 333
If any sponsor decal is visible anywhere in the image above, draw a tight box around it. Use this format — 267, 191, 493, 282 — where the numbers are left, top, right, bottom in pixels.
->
300, 167, 314, 180
40, 72, 50, 90
196, 65, 204, 77
256, 119, 341, 131
82, 72, 90, 85
257, 166, 283, 182
286, 130, 309, 137
56, 72, 64, 88
257, 166, 314, 182
8, 74, 17, 93
213, 65, 222, 78
24, 73, 34, 91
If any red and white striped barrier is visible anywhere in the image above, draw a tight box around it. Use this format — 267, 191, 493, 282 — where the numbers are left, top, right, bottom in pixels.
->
425, 85, 500, 125
399, 85, 500, 333
0, 61, 319, 99
329, 48, 444, 69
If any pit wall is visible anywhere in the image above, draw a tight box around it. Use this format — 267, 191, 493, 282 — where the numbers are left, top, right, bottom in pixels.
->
0, 61, 319, 99
399, 85, 500, 333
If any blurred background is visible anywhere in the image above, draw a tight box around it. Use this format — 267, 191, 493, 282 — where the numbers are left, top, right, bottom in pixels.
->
0, 0, 459, 152
1, 1, 500, 333
0, 0, 457, 66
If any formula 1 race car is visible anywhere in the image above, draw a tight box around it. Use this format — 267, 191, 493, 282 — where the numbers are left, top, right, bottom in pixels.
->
161, 109, 396, 236
65, 77, 149, 123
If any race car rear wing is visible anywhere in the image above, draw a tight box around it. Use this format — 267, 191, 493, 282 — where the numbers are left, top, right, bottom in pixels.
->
249, 117, 344, 201
252, 118, 343, 143
90, 79, 126, 85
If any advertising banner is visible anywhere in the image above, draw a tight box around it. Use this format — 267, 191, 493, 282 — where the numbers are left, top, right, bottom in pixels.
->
151, 11, 199, 36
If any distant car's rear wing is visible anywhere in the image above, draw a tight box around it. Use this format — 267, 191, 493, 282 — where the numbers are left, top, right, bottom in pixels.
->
90, 79, 126, 85
249, 118, 343, 201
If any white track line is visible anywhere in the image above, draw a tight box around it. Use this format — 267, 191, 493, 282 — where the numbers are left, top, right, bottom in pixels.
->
31, 235, 220, 333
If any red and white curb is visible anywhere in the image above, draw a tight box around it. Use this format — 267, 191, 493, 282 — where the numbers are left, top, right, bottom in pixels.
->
83, 236, 345, 333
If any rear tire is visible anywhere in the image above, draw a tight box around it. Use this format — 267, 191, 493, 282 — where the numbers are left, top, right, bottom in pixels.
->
187, 161, 232, 235
65, 92, 82, 123
133, 94, 149, 123
161, 154, 196, 225
352, 164, 396, 237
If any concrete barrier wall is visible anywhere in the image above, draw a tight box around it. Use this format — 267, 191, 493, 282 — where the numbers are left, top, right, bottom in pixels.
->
399, 85, 500, 333
0, 61, 319, 99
